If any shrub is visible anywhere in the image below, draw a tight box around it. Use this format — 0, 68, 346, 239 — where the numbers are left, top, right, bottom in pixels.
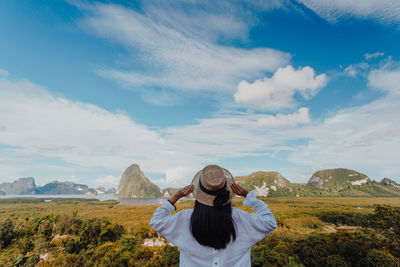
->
0, 219, 16, 249
161, 245, 179, 266
317, 211, 369, 226
367, 248, 400, 267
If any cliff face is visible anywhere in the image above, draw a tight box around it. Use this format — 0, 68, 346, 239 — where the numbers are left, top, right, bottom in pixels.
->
0, 177, 36, 194
115, 164, 161, 198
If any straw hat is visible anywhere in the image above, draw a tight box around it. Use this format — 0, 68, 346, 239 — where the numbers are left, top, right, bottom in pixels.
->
191, 165, 235, 207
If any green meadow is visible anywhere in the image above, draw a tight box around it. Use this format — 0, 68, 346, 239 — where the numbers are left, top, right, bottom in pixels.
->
1, 197, 399, 266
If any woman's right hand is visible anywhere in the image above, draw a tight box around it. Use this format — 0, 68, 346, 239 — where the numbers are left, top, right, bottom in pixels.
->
169, 184, 194, 204
230, 183, 249, 198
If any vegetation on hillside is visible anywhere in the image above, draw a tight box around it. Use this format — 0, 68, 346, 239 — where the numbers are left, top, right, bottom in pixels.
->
308, 168, 369, 189
234, 169, 400, 197
235, 171, 291, 188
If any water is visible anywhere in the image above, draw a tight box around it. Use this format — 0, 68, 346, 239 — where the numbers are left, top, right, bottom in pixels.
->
0, 194, 166, 205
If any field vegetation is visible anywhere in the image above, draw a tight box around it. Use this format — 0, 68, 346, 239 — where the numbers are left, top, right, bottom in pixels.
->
0, 197, 399, 266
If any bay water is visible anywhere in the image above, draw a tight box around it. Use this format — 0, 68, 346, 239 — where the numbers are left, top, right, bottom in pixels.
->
0, 194, 166, 205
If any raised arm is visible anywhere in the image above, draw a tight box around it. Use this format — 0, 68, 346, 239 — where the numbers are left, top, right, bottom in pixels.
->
231, 183, 277, 245
149, 185, 194, 247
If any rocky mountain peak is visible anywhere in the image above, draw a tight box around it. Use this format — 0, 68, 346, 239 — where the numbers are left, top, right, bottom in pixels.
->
380, 178, 400, 188
115, 164, 161, 198
0, 177, 36, 194
126, 164, 141, 173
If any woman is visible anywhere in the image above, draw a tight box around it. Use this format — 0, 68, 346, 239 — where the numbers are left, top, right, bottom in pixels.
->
150, 165, 277, 267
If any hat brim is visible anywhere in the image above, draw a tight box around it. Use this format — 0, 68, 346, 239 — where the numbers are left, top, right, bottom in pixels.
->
191, 168, 235, 207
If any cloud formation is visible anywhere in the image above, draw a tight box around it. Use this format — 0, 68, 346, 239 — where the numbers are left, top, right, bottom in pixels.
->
0, 72, 314, 184
364, 52, 384, 60
234, 65, 328, 110
257, 107, 310, 127
368, 67, 400, 93
0, 76, 164, 181
296, 0, 400, 25
92, 175, 120, 188
75, 2, 290, 104
0, 69, 8, 76
1, 63, 400, 185
288, 65, 400, 179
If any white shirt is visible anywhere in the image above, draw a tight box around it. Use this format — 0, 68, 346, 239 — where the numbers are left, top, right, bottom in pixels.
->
150, 191, 277, 267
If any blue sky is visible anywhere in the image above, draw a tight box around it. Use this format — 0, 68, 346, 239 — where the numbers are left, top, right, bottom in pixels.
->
1, 0, 400, 188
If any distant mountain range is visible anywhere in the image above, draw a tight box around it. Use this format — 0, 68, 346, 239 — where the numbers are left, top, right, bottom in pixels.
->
0, 178, 116, 196
235, 168, 400, 197
2, 166, 399, 198
113, 165, 399, 198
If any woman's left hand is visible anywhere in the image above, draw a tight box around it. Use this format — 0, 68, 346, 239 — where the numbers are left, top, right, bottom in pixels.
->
169, 184, 194, 204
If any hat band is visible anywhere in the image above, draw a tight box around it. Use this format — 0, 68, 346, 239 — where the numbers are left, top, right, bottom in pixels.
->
199, 177, 227, 195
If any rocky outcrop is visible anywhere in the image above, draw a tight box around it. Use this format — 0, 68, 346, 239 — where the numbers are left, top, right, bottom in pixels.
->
380, 178, 400, 189
96, 187, 106, 194
35, 181, 89, 194
86, 188, 98, 196
115, 164, 162, 198
235, 171, 291, 197
308, 175, 324, 189
106, 187, 116, 194
161, 188, 179, 198
0, 177, 36, 194
307, 168, 370, 189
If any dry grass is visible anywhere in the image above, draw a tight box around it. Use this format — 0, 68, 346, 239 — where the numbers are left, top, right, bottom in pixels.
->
1, 196, 400, 235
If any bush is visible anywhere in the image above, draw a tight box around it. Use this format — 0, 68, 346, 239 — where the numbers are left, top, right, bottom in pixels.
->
325, 255, 348, 267
317, 211, 369, 226
161, 245, 179, 266
0, 219, 16, 249
367, 249, 400, 267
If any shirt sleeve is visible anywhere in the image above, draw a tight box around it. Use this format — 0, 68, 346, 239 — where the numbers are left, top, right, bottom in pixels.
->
239, 190, 277, 245
149, 200, 188, 248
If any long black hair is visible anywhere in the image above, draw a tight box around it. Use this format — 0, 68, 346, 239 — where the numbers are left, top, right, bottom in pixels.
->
190, 200, 236, 249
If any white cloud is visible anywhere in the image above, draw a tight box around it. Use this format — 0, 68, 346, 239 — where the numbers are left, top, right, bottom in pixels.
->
1, 73, 278, 185
342, 62, 370, 78
0, 69, 8, 76
36, 144, 74, 151
141, 1, 250, 42
92, 175, 120, 188
158, 166, 192, 187
296, 0, 400, 25
1, 64, 399, 185
344, 65, 357, 77
368, 68, 400, 93
61, 175, 80, 183
162, 110, 311, 161
257, 107, 310, 127
0, 76, 164, 179
75, 2, 290, 102
234, 65, 328, 110
11, 151, 34, 159
364, 52, 384, 60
